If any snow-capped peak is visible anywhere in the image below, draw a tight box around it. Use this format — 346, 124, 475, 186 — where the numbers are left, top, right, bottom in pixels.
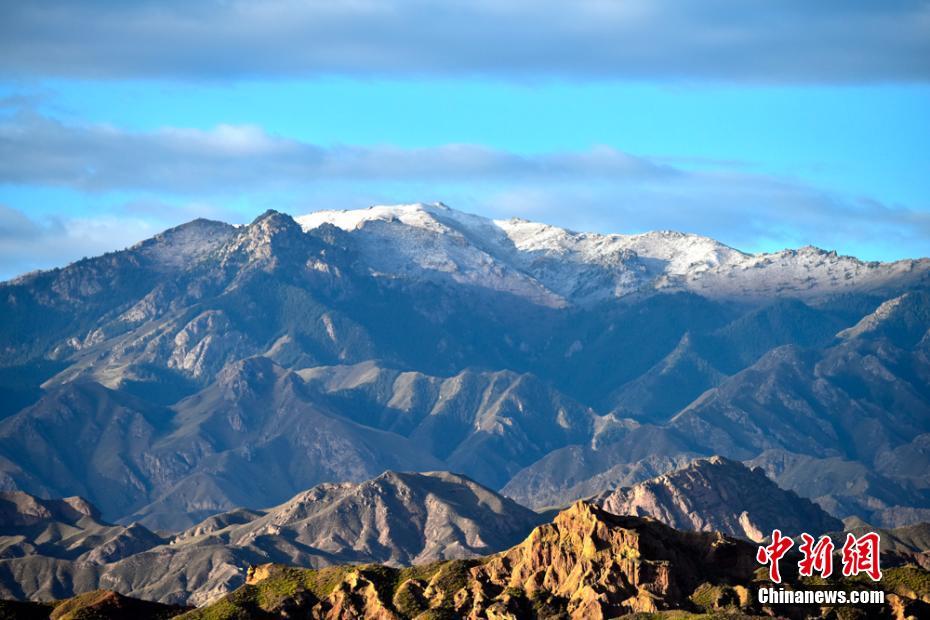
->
296, 203, 929, 305
299, 203, 570, 307
295, 203, 453, 234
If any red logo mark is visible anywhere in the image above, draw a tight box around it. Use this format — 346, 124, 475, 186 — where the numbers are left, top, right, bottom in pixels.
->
756, 529, 794, 584
841, 532, 882, 581
798, 533, 835, 578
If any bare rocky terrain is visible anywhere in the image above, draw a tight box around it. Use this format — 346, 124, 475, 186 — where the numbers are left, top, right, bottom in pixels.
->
10, 501, 921, 619
0, 458, 908, 609
1, 207, 928, 532
594, 456, 842, 542
0, 472, 544, 606
0, 205, 929, 614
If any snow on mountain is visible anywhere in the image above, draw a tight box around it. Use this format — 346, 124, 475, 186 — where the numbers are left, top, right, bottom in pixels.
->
296, 203, 930, 305
297, 204, 568, 307
133, 218, 237, 270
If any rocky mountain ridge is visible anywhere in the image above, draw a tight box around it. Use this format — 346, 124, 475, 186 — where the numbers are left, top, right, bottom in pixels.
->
0, 458, 899, 609
594, 456, 842, 542
297, 203, 930, 304
109, 502, 930, 619
0, 205, 928, 545
0, 472, 544, 606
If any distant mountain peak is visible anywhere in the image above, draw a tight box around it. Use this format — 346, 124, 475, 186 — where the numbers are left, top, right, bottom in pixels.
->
595, 455, 842, 542
249, 208, 301, 229
130, 217, 236, 270
0, 490, 102, 525
243, 208, 305, 242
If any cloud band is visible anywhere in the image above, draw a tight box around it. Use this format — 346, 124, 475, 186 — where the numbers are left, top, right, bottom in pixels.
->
1, 1, 928, 83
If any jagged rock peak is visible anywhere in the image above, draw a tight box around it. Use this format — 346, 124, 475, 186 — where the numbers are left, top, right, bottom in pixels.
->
250, 208, 299, 228
243, 209, 306, 244
217, 209, 306, 263
595, 455, 842, 542
462, 500, 758, 617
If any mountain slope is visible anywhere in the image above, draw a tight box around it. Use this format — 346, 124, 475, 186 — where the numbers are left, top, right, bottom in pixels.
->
0, 359, 445, 530
0, 205, 928, 533
180, 502, 930, 620
0, 590, 187, 619
0, 472, 545, 607
669, 338, 930, 469
0, 492, 164, 565
168, 471, 544, 569
594, 456, 841, 542
501, 425, 699, 509
0, 383, 176, 520
746, 449, 930, 529
298, 362, 597, 488
0, 491, 165, 602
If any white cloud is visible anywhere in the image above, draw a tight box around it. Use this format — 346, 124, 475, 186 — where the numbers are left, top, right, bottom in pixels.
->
0, 110, 672, 191
1, 109, 928, 279
0, 205, 163, 280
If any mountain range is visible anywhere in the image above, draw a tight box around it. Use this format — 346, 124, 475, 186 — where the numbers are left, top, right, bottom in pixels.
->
0, 471, 544, 606
0, 457, 906, 607
1, 204, 928, 529
1, 203, 929, 611
4, 500, 928, 619
178, 501, 930, 619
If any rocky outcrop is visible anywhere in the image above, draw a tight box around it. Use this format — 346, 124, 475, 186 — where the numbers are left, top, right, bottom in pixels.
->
594, 456, 842, 542
183, 501, 930, 619
184, 502, 763, 618
459, 501, 758, 618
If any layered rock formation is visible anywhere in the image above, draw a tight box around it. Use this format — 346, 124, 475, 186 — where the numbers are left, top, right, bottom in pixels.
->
459, 501, 759, 618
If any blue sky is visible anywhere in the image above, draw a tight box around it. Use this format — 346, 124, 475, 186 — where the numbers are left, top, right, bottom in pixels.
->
1, 1, 928, 279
